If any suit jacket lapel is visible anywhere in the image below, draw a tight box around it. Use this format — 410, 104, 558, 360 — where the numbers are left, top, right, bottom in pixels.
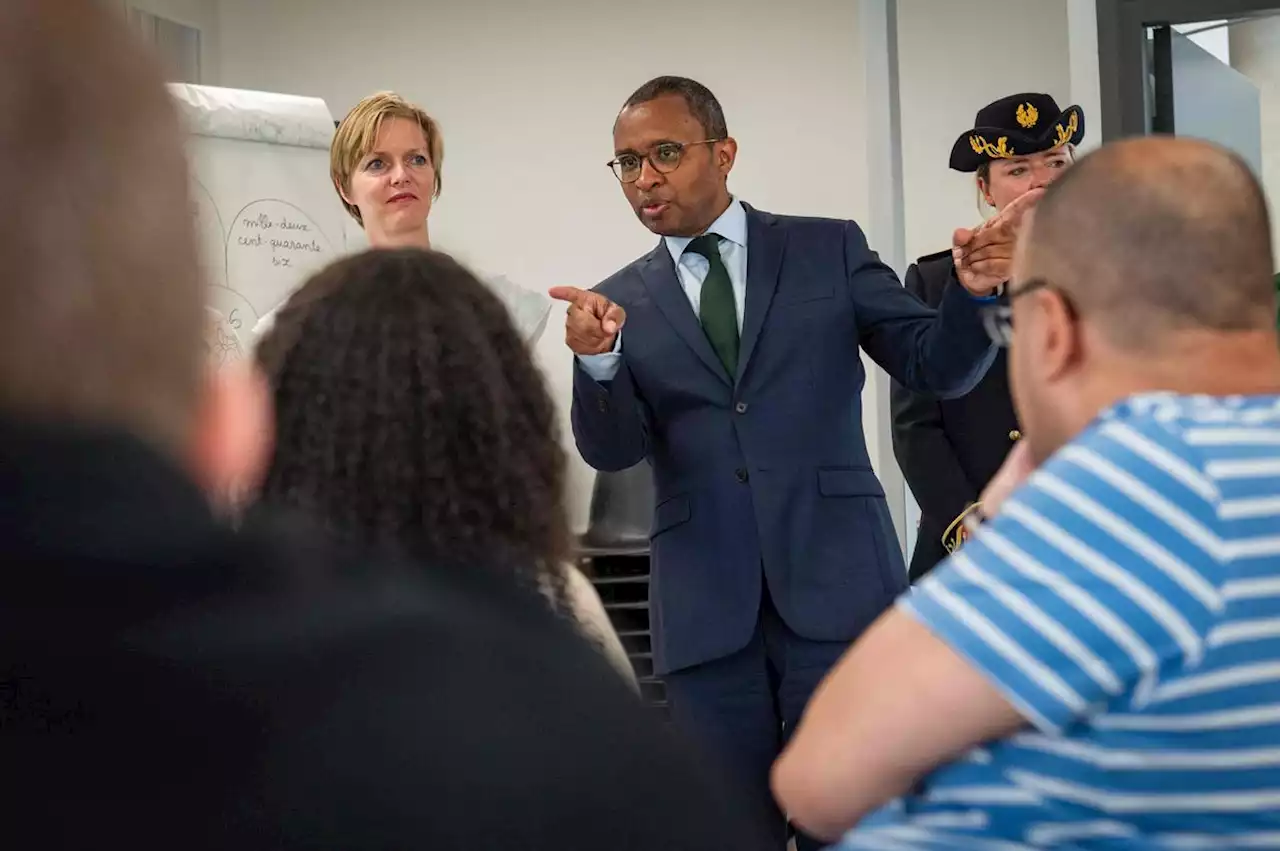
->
736, 206, 787, 384
639, 245, 732, 385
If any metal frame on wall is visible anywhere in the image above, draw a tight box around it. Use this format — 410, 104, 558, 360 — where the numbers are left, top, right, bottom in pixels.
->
1096, 0, 1280, 140
857, 0, 911, 558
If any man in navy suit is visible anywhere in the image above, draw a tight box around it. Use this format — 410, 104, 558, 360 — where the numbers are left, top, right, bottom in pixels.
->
550, 76, 1025, 849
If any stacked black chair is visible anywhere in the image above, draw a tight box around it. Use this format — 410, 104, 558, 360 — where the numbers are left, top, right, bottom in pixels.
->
576, 462, 665, 714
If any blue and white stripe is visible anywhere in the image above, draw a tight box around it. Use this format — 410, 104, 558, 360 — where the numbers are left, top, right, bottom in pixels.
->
838, 393, 1280, 849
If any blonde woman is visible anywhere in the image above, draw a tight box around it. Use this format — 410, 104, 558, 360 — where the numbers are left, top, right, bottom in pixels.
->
254, 92, 550, 343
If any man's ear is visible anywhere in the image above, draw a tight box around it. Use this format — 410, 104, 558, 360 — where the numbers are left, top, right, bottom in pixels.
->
188, 361, 274, 509
717, 137, 738, 175
1037, 290, 1082, 384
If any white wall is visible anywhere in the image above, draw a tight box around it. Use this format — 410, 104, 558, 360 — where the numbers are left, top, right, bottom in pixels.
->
1067, 0, 1103, 150
139, 0, 1090, 545
897, 0, 1072, 263
213, 0, 869, 531
1231, 17, 1280, 273
1178, 21, 1231, 66
122, 0, 221, 83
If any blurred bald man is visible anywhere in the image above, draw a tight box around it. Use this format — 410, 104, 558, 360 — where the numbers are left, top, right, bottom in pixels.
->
776, 136, 1280, 848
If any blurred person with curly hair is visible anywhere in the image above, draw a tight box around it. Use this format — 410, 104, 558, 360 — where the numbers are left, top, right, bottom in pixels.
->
255, 248, 634, 684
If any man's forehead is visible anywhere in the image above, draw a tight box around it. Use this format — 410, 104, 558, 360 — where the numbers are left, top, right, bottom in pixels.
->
614, 97, 700, 147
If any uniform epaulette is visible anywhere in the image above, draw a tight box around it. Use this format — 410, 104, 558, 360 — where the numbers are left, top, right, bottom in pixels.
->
915, 248, 952, 265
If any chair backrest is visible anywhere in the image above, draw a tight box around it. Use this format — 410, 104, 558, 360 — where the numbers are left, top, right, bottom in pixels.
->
580, 462, 654, 555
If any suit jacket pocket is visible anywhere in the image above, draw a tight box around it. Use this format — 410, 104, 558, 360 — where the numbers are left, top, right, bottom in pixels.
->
651, 494, 691, 537
803, 468, 897, 602
814, 468, 904, 599
816, 467, 886, 499
773, 276, 834, 307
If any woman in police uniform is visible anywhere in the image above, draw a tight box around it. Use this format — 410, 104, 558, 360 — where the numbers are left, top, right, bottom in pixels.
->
891, 92, 1085, 581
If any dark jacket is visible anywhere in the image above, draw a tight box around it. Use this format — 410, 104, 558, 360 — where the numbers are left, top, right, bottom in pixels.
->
569, 204, 996, 674
890, 250, 1021, 581
0, 418, 767, 850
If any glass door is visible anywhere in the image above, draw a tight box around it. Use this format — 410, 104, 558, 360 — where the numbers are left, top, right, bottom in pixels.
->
1147, 22, 1264, 175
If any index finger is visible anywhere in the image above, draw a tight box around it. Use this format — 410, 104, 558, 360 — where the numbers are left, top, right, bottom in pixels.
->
1001, 186, 1045, 221
548, 285, 590, 306
964, 224, 1005, 252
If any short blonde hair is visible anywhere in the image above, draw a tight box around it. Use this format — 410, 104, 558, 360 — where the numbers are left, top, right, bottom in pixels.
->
330, 92, 444, 226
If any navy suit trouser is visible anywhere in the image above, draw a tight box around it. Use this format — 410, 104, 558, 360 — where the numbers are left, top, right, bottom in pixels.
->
663, 582, 849, 851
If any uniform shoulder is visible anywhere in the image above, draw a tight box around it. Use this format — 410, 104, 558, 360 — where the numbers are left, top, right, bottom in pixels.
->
910, 249, 956, 280
904, 249, 956, 301
915, 248, 954, 266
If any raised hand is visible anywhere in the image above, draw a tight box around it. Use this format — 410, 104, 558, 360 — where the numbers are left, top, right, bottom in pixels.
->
548, 286, 627, 356
952, 186, 1045, 295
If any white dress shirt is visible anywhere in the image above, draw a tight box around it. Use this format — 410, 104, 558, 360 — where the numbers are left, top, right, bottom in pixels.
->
577, 197, 749, 382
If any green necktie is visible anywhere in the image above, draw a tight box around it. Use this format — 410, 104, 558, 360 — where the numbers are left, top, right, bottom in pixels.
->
685, 233, 739, 375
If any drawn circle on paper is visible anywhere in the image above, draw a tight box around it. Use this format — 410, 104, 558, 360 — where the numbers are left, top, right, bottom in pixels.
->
224, 198, 334, 316
191, 178, 228, 288
204, 306, 247, 369
208, 285, 257, 344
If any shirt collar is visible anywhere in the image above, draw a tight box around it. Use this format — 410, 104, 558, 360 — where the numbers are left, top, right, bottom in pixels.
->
663, 197, 747, 266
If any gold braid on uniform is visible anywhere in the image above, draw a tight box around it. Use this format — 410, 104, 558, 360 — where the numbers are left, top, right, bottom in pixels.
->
942, 502, 986, 554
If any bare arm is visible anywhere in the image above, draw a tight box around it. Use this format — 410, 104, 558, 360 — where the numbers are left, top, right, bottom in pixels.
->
771, 611, 1025, 841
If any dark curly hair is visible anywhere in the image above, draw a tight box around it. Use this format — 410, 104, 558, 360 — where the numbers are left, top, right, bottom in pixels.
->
255, 248, 572, 613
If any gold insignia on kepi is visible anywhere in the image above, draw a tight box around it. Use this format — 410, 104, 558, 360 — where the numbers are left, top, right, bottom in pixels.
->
950, 95, 1085, 173
1016, 102, 1038, 129
969, 134, 1015, 159
1053, 110, 1080, 148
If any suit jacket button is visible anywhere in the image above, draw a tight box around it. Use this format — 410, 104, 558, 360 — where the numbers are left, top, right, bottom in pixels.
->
735, 401, 748, 414
598, 398, 609, 412
1009, 429, 1022, 441
735, 468, 749, 483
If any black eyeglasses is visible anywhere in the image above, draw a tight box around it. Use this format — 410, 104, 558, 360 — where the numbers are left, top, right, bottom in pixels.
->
607, 139, 724, 184
981, 277, 1056, 347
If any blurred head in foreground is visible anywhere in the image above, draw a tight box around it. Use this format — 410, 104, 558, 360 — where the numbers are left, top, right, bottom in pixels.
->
0, 0, 270, 499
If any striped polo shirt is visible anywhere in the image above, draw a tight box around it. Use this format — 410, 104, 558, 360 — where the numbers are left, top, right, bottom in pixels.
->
839, 392, 1280, 850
